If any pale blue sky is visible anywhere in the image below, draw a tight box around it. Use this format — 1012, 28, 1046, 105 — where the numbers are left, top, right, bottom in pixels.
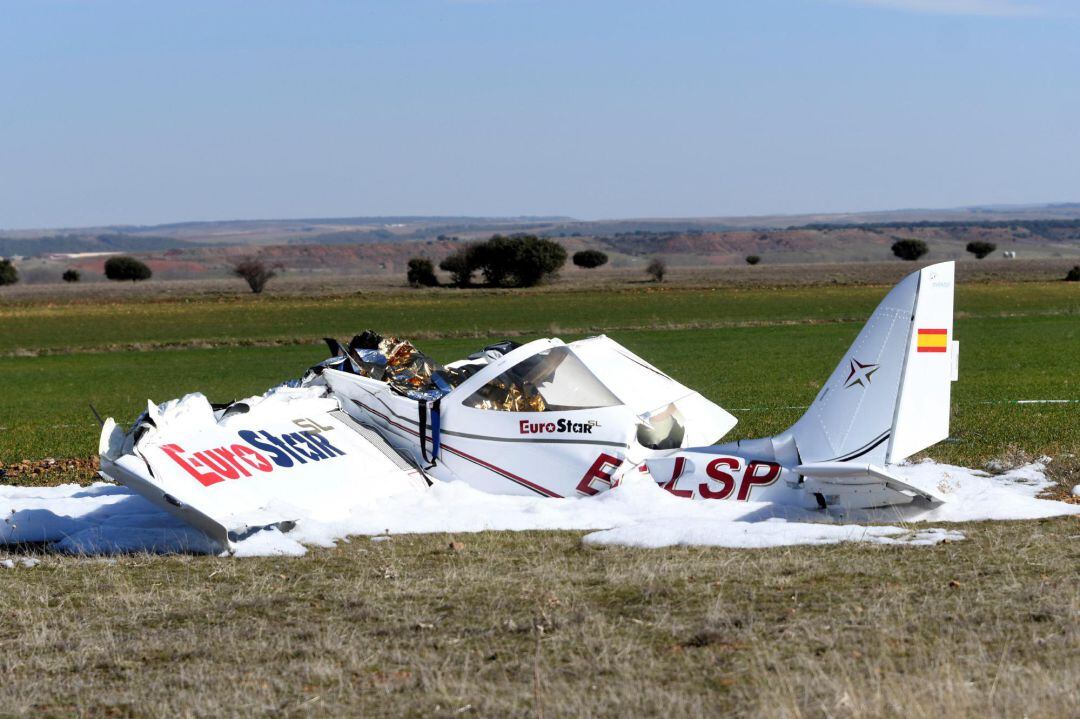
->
1, 0, 1077, 229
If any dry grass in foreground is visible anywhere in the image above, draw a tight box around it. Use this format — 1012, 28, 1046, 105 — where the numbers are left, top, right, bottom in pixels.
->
2, 518, 1078, 718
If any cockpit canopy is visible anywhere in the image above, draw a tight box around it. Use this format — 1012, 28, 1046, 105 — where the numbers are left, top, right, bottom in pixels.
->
463, 346, 623, 412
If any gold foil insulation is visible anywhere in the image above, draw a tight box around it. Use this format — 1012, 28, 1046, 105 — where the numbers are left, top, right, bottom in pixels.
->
338, 330, 547, 410
464, 374, 547, 412
348, 335, 453, 401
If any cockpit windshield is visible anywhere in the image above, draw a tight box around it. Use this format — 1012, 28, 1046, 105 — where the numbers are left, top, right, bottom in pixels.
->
463, 346, 623, 412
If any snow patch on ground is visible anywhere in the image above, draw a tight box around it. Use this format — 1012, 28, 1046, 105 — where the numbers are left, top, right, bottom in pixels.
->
584, 522, 964, 549
1, 460, 1075, 557
2, 557, 41, 569
881, 459, 1075, 522
230, 528, 307, 558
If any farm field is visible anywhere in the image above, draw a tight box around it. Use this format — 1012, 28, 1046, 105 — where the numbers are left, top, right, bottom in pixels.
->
0, 281, 1075, 354
1, 276, 1078, 717
1, 280, 1077, 468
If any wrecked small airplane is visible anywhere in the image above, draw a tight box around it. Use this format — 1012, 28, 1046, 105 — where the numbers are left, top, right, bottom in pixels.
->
98, 261, 959, 551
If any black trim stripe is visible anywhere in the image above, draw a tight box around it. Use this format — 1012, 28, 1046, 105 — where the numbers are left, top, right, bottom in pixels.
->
830, 430, 891, 463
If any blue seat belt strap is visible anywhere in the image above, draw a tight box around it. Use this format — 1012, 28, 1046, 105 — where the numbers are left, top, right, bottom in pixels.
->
430, 398, 442, 462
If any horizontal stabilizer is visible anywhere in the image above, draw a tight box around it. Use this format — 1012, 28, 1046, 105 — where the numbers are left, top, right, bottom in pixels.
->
796, 461, 946, 507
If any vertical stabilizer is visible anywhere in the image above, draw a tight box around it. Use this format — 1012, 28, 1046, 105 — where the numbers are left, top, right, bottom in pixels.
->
786, 262, 956, 466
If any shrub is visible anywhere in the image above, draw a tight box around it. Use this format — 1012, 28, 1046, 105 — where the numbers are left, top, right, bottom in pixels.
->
573, 249, 609, 269
406, 257, 438, 287
1066, 265, 1080, 282
966, 241, 997, 259
448, 235, 567, 288
62, 269, 81, 283
104, 255, 152, 281
0, 258, 18, 286
470, 235, 519, 287
646, 258, 666, 282
233, 258, 278, 294
891, 239, 928, 261
745, 255, 761, 265
439, 245, 479, 288
505, 236, 566, 287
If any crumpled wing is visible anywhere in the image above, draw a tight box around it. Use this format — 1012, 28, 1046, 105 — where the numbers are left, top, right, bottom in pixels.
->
98, 387, 427, 552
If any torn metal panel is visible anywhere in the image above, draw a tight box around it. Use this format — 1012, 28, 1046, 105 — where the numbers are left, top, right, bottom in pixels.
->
98, 387, 427, 552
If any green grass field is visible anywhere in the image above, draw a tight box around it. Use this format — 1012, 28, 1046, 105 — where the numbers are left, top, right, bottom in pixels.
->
2, 282, 1077, 466
2, 282, 1076, 352
1, 279, 1078, 717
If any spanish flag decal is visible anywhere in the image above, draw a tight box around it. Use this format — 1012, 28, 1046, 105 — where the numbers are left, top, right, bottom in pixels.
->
917, 328, 948, 353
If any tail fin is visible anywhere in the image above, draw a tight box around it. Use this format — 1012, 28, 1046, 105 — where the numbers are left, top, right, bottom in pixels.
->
787, 262, 957, 466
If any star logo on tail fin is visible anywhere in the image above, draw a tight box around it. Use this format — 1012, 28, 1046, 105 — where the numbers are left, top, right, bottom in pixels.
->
844, 358, 879, 389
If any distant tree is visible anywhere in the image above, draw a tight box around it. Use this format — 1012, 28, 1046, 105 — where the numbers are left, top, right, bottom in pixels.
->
646, 257, 667, 282
406, 257, 438, 287
104, 255, 152, 281
0, 258, 18, 286
745, 255, 761, 265
233, 258, 278, 294
508, 236, 566, 287
437, 236, 568, 289
62, 268, 81, 283
455, 235, 567, 288
891, 239, 929, 262
470, 235, 519, 287
966, 241, 997, 259
573, 249, 609, 269
1066, 265, 1080, 282
439, 244, 479, 287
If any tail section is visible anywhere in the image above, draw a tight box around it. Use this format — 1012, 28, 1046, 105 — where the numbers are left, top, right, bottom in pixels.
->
787, 262, 957, 466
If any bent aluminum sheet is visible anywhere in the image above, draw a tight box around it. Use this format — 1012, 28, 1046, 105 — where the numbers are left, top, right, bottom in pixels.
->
98, 387, 427, 551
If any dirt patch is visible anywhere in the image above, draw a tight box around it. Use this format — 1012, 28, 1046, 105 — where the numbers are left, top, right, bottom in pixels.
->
0, 457, 99, 487
984, 446, 1079, 504
1043, 454, 1080, 504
